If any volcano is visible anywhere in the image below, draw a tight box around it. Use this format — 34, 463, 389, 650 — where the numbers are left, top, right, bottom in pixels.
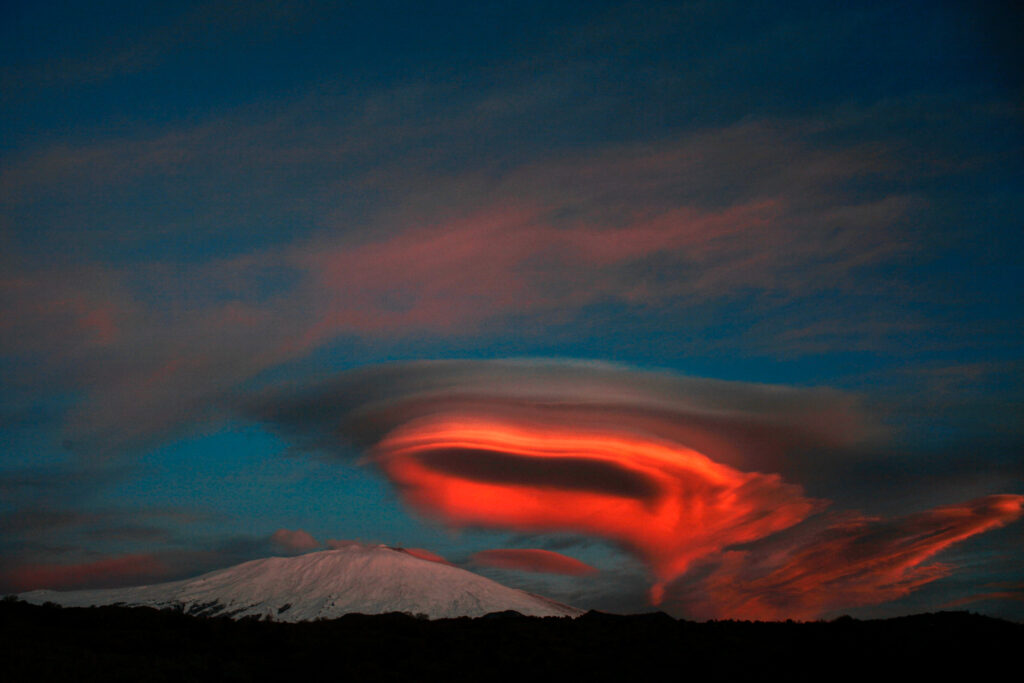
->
17, 544, 583, 621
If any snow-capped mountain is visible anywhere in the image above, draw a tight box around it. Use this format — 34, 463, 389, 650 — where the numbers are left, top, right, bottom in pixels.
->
17, 544, 583, 621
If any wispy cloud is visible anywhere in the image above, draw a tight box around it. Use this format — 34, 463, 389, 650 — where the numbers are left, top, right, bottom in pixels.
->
671, 495, 1024, 621
471, 549, 597, 576
2, 553, 170, 593
0, 100, 932, 457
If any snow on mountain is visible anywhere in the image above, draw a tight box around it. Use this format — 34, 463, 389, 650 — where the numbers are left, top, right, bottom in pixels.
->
17, 544, 583, 621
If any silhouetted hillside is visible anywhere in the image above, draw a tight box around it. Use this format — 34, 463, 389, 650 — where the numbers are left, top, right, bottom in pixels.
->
1, 598, 1018, 681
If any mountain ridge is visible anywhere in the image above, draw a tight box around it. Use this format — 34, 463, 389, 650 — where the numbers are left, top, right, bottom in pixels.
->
17, 544, 583, 621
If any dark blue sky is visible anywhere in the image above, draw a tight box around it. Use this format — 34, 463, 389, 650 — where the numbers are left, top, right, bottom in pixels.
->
1, 0, 1021, 620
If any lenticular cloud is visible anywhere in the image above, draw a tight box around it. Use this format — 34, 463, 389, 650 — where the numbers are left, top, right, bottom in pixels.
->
250, 359, 851, 602
374, 415, 819, 602
249, 359, 1022, 616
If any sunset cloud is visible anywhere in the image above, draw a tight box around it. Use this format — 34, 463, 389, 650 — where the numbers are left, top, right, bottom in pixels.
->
249, 359, 871, 466
471, 549, 598, 576
2, 113, 917, 458
375, 415, 819, 603
251, 360, 1024, 615
1, 554, 169, 592
2, 0, 1021, 622
253, 360, 859, 602
671, 495, 1024, 621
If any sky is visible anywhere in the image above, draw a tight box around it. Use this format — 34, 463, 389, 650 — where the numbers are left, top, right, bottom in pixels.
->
1, 0, 1022, 621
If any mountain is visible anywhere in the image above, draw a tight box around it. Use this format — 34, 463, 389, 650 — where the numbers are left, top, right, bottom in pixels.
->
17, 544, 583, 621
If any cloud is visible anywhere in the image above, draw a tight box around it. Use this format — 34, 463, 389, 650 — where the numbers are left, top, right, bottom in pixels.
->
1, 105, 924, 458
252, 359, 866, 601
400, 548, 452, 565
0, 505, 212, 562
374, 414, 823, 605
251, 360, 1024, 614
249, 359, 871, 465
471, 549, 598, 576
670, 494, 1024, 621
288, 197, 790, 342
270, 528, 319, 553
2, 553, 169, 593
943, 591, 1024, 609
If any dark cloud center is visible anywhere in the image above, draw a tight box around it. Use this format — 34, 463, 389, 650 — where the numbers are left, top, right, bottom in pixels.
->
411, 448, 660, 502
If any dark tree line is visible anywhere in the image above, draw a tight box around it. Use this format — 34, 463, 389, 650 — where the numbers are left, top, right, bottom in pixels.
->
1, 598, 1018, 682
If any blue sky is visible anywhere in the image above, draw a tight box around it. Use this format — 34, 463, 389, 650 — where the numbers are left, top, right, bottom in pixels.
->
1, 0, 1022, 620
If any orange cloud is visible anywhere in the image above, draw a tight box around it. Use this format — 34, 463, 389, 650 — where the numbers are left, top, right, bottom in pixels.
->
255, 361, 1024, 616
471, 549, 598, 576
293, 200, 781, 346
401, 548, 453, 565
672, 495, 1024, 621
3, 554, 168, 592
373, 415, 821, 603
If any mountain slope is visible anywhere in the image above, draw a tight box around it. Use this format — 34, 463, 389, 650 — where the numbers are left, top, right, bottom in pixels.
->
17, 544, 583, 621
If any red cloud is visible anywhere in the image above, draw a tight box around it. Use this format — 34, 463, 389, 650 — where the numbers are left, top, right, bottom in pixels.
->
2, 554, 168, 592
471, 549, 598, 576
270, 528, 319, 552
253, 360, 874, 606
943, 591, 1024, 609
292, 200, 781, 347
9, 119, 920, 457
672, 495, 1024, 621
402, 548, 453, 565
255, 361, 1022, 616
373, 415, 821, 603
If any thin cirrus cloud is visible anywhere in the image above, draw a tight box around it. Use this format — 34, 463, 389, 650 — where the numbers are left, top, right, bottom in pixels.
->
3, 196, 792, 457
293, 198, 784, 338
1, 112, 917, 459
672, 495, 1024, 621
471, 549, 598, 577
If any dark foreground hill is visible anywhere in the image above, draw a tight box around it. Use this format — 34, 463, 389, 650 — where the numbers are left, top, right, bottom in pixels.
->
2, 599, 1019, 682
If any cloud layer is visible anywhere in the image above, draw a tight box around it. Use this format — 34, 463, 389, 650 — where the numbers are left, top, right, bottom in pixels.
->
2, 553, 169, 592
252, 359, 1024, 616
1, 1, 1020, 619
1, 113, 918, 459
253, 360, 856, 604
672, 495, 1024, 621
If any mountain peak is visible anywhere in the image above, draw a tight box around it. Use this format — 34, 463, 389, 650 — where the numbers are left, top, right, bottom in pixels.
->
19, 545, 583, 621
